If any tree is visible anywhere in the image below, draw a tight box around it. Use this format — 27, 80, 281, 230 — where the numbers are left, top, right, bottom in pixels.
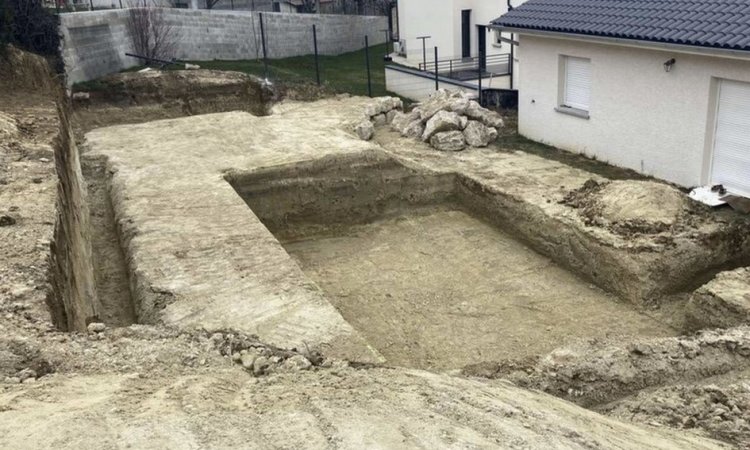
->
126, 2, 178, 60
298, 0, 317, 13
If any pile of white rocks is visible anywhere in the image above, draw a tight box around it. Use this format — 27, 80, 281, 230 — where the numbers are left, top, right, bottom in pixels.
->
353, 96, 405, 141
391, 90, 503, 151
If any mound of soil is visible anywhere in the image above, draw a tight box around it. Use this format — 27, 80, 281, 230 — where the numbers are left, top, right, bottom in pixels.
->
563, 179, 694, 235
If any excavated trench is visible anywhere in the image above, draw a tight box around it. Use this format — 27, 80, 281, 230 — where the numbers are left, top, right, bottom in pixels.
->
228, 153, 683, 370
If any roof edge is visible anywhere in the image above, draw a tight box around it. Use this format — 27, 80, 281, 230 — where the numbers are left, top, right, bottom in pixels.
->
489, 26, 750, 61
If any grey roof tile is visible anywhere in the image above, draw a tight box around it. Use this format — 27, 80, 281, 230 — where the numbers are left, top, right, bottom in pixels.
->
492, 0, 750, 51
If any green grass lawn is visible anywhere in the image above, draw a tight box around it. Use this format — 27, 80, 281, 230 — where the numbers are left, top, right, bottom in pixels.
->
178, 43, 390, 97
75, 44, 391, 97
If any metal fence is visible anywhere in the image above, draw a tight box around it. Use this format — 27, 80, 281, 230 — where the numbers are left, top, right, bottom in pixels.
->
115, 11, 392, 98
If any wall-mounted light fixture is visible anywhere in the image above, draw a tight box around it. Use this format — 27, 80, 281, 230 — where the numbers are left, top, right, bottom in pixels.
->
663, 58, 676, 72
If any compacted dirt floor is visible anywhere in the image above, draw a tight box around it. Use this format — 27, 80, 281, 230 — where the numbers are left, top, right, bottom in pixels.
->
285, 207, 675, 370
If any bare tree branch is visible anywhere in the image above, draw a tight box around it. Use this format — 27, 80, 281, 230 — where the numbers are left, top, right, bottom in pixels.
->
126, 3, 178, 61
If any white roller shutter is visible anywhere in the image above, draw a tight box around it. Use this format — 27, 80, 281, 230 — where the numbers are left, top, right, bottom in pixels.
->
563, 57, 591, 111
712, 80, 750, 197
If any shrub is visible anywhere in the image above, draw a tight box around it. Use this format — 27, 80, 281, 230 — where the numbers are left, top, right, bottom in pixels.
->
0, 0, 61, 61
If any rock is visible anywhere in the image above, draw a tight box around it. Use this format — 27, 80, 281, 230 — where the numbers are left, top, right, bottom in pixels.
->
385, 110, 397, 124
253, 356, 270, 376
87, 322, 106, 333
430, 131, 466, 152
401, 119, 425, 140
465, 101, 505, 128
449, 97, 471, 116
281, 355, 312, 372
372, 113, 387, 127
463, 120, 498, 147
71, 92, 90, 101
0, 112, 17, 139
0, 215, 16, 227
17, 368, 36, 382
364, 97, 401, 117
240, 350, 259, 370
354, 120, 374, 141
418, 89, 467, 121
32, 177, 42, 184
391, 110, 419, 134
39, 157, 50, 163
184, 63, 201, 70
422, 110, 462, 141
459, 116, 468, 130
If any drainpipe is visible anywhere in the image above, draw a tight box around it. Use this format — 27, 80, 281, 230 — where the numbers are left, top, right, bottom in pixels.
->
507, 0, 515, 89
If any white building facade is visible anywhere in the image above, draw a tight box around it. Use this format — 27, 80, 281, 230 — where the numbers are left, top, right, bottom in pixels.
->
493, 1, 750, 196
514, 34, 750, 191
396, 0, 517, 65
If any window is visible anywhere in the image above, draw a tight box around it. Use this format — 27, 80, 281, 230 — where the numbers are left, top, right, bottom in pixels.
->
272, 2, 281, 12
561, 56, 591, 112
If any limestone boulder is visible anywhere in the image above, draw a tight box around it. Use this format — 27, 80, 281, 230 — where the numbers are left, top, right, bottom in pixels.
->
355, 120, 374, 141
364, 96, 403, 117
391, 110, 419, 134
418, 89, 467, 121
430, 131, 466, 152
372, 113, 387, 127
385, 109, 397, 124
401, 119, 425, 140
465, 101, 504, 128
422, 110, 462, 141
463, 120, 498, 147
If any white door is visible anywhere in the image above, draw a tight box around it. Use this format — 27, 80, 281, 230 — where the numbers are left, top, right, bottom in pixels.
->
712, 79, 750, 197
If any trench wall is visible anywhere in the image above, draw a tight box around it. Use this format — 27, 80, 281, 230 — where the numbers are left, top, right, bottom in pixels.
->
60, 9, 387, 85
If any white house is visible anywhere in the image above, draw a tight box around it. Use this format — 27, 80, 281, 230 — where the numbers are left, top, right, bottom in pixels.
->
491, 0, 750, 197
386, 0, 526, 101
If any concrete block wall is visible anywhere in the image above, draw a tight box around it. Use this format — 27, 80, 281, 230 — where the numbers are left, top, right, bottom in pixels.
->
60, 9, 387, 85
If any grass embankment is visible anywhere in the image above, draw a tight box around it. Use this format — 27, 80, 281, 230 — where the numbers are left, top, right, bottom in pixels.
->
75, 44, 390, 98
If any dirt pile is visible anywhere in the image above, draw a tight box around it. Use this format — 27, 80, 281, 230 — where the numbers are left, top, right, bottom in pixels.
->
563, 179, 695, 234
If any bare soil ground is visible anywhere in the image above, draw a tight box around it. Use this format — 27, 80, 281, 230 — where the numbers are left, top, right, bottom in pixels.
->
1, 62, 748, 448
285, 206, 675, 370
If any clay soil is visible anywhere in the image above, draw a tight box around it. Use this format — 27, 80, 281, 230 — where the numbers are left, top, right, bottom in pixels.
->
285, 206, 676, 370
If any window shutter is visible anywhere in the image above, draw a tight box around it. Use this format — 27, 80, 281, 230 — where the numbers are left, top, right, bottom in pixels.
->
564, 57, 591, 111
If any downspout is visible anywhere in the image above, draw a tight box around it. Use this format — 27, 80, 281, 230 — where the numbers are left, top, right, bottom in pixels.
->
507, 0, 515, 89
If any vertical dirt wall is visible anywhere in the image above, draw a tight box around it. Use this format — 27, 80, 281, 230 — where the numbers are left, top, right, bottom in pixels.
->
47, 98, 101, 331
1, 46, 102, 331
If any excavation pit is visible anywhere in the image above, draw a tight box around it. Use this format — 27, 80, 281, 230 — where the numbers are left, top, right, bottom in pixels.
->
229, 154, 677, 370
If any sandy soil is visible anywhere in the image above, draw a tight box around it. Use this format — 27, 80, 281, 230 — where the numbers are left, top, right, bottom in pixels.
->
285, 207, 675, 370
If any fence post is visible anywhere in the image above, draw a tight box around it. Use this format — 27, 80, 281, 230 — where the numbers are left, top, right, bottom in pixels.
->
365, 35, 372, 97
434, 47, 439, 91
118, 0, 122, 8
313, 24, 321, 86
259, 13, 268, 81
477, 61, 483, 106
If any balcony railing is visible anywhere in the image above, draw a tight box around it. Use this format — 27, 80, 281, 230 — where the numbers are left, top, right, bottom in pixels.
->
419, 53, 511, 81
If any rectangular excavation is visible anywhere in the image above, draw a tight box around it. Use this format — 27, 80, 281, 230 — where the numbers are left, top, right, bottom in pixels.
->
228, 154, 676, 370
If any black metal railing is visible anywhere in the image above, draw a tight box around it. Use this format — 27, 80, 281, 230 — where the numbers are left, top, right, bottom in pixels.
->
419, 53, 511, 81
